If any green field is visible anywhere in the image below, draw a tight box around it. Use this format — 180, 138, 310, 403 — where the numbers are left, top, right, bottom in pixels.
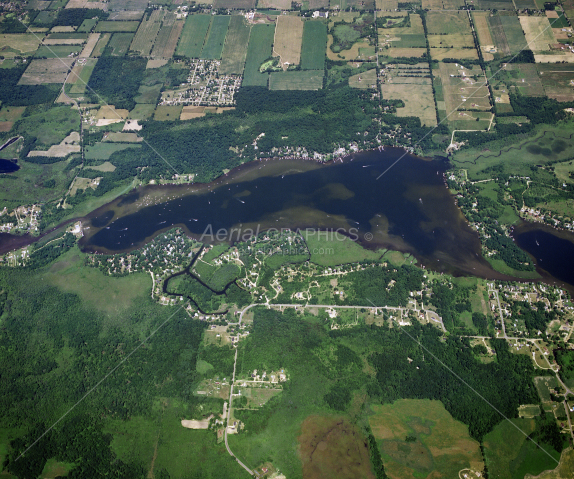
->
499, 15, 528, 54
176, 14, 211, 58
69, 58, 98, 95
107, 32, 134, 56
90, 32, 111, 57
134, 83, 162, 104
13, 105, 79, 148
300, 20, 327, 70
34, 45, 83, 58
269, 70, 324, 90
78, 18, 98, 33
84, 142, 141, 160
242, 23, 275, 87
303, 230, 384, 266
95, 21, 140, 33
200, 15, 231, 60
219, 15, 251, 75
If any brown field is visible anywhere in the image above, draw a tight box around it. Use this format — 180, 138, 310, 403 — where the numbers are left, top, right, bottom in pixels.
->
428, 34, 475, 48
103, 132, 142, 142
472, 12, 494, 47
151, 19, 184, 58
0, 34, 42, 57
538, 65, 574, 101
376, 0, 398, 8
298, 415, 375, 479
386, 47, 427, 58
273, 15, 304, 69
28, 132, 81, 158
422, 0, 442, 9
348, 68, 377, 89
532, 447, 574, 479
553, 28, 570, 40
130, 9, 163, 56
147, 58, 168, 68
369, 399, 484, 479
50, 26, 76, 33
213, 0, 256, 7
66, 0, 107, 8
430, 48, 479, 60
90, 32, 110, 57
519, 15, 555, 52
154, 105, 183, 121
0, 106, 26, 122
257, 0, 292, 8
443, 0, 466, 7
380, 83, 437, 126
86, 161, 116, 172
327, 35, 371, 61
95, 105, 129, 120
0, 122, 13, 132
179, 106, 235, 120
426, 11, 471, 35
79, 33, 100, 57
18, 58, 74, 85
535, 52, 574, 63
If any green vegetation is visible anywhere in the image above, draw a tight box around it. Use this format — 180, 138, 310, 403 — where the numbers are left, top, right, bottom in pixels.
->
176, 14, 211, 58
242, 23, 275, 87
201, 15, 231, 60
219, 15, 251, 75
14, 106, 80, 150
106, 33, 135, 56
84, 143, 141, 160
300, 20, 327, 70
268, 70, 324, 90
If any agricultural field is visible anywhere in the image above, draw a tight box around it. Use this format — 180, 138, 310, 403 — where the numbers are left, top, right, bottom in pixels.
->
378, 14, 426, 50
437, 63, 491, 114
128, 103, 156, 120
77, 18, 98, 33
43, 32, 89, 45
537, 64, 574, 102
376, 0, 398, 8
219, 15, 251, 75
348, 67, 377, 89
0, 34, 42, 57
95, 21, 140, 33
483, 418, 560, 479
472, 11, 494, 51
273, 15, 304, 69
489, 63, 545, 100
84, 142, 141, 160
18, 58, 74, 85
151, 19, 184, 59
176, 14, 211, 59
268, 70, 324, 90
519, 15, 556, 53
107, 33, 134, 56
381, 83, 437, 127
79, 33, 101, 58
430, 48, 478, 61
200, 15, 231, 60
0, 106, 25, 133
213, 0, 256, 7
426, 11, 471, 35
257, 0, 291, 7
28, 132, 81, 159
69, 58, 98, 95
385, 47, 427, 58
475, 0, 515, 9
130, 9, 164, 56
369, 399, 484, 479
34, 44, 82, 58
154, 105, 183, 121
134, 83, 163, 104
428, 34, 475, 49
90, 32, 111, 57
300, 20, 327, 71
242, 23, 275, 87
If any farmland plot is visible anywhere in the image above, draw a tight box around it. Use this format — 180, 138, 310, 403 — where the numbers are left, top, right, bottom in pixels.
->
0, 34, 43, 57
219, 15, 251, 74
90, 32, 111, 57
107, 33, 134, 56
176, 14, 211, 58
79, 33, 101, 57
130, 9, 164, 56
519, 15, 555, 52
18, 58, 74, 85
34, 45, 82, 58
426, 11, 471, 35
300, 20, 327, 70
151, 19, 184, 58
201, 15, 231, 60
95, 21, 140, 32
269, 70, 324, 90
272, 15, 304, 69
381, 83, 437, 126
538, 64, 574, 102
242, 23, 275, 87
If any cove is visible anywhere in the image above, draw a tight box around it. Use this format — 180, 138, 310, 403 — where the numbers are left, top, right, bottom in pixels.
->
80, 148, 509, 279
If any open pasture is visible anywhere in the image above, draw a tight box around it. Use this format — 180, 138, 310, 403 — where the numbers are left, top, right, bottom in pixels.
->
79, 33, 101, 58
422, 0, 442, 8
200, 15, 231, 60
426, 11, 471, 35
95, 21, 140, 33
69, 58, 98, 94
519, 15, 555, 52
385, 47, 427, 58
84, 142, 141, 160
107, 33, 133, 56
376, 0, 399, 8
257, 0, 292, 8
475, 0, 515, 8
128, 103, 155, 120
369, 399, 483, 479
430, 48, 479, 61
472, 12, 494, 49
0, 34, 42, 57
269, 70, 324, 90
439, 63, 491, 112
107, 0, 148, 10
90, 32, 111, 57
490, 63, 545, 98
242, 23, 275, 87
273, 15, 304, 69
18, 58, 74, 85
428, 34, 475, 49
214, 0, 256, 7
151, 19, 184, 58
499, 15, 527, 55
300, 20, 327, 71
381, 83, 437, 126
537, 64, 574, 102
219, 15, 251, 74
130, 9, 163, 56
154, 105, 183, 121
134, 83, 162, 104
176, 14, 211, 59
34, 44, 82, 58
77, 18, 98, 33
0, 106, 25, 122
443, 0, 466, 7
449, 111, 493, 130
348, 67, 377, 89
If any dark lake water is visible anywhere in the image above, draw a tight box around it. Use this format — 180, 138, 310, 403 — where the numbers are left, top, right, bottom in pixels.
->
0, 159, 19, 173
79, 148, 509, 279
513, 222, 574, 287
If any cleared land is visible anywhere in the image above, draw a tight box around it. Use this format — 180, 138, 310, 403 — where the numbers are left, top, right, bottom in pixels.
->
381, 83, 437, 127
95, 21, 140, 33
28, 132, 81, 158
130, 9, 164, 56
200, 15, 231, 60
538, 64, 574, 102
213, 0, 256, 7
519, 15, 555, 52
300, 20, 327, 70
438, 63, 491, 114
176, 14, 211, 58
90, 33, 111, 57
43, 33, 89, 45
426, 11, 471, 35
257, 0, 291, 7
154, 105, 183, 121
86, 161, 116, 172
0, 106, 26, 122
34, 45, 82, 58
84, 143, 141, 160
269, 70, 324, 90
376, 0, 399, 8
128, 104, 155, 120
428, 34, 475, 49
430, 48, 479, 60
103, 132, 142, 142
79, 33, 101, 58
134, 83, 163, 104
78, 19, 98, 33
499, 15, 528, 54
0, 34, 42, 57
472, 11, 494, 48
348, 68, 377, 89
18, 58, 74, 85
219, 15, 251, 75
242, 23, 275, 87
273, 15, 304, 69
386, 47, 426, 58
151, 19, 184, 58
369, 399, 483, 479
107, 33, 134, 56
